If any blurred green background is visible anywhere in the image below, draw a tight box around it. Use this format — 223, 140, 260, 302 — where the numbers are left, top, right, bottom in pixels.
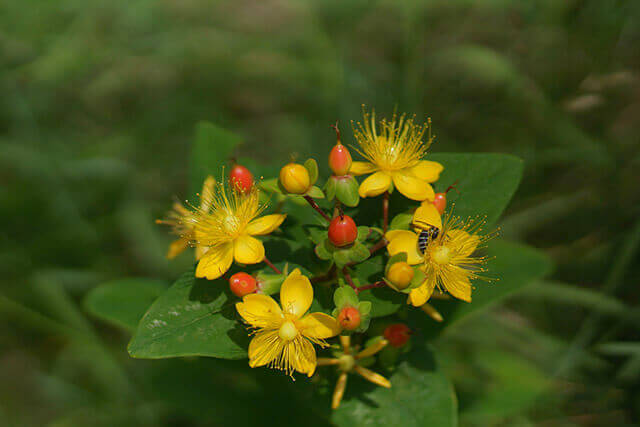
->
2, 0, 640, 425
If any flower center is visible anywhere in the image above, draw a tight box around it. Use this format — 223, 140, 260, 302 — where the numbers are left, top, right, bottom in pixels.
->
338, 354, 355, 372
278, 320, 298, 341
222, 214, 240, 235
432, 246, 452, 265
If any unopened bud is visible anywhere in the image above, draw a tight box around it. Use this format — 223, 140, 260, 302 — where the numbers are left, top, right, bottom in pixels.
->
279, 163, 311, 194
386, 262, 414, 290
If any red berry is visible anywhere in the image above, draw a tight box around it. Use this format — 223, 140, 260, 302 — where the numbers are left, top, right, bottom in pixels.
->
229, 164, 254, 193
328, 215, 358, 247
432, 193, 446, 215
337, 306, 361, 330
383, 323, 411, 348
229, 272, 257, 297
328, 143, 352, 176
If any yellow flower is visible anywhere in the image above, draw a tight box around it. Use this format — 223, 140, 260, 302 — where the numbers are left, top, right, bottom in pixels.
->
236, 269, 341, 377
385, 204, 492, 306
157, 176, 216, 260
317, 336, 391, 409
349, 108, 443, 201
190, 183, 286, 280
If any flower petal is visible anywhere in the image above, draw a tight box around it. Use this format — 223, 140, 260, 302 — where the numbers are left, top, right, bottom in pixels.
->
447, 229, 480, 257
167, 238, 189, 260
443, 268, 473, 302
248, 330, 282, 368
288, 336, 317, 377
413, 203, 442, 229
410, 160, 443, 182
280, 269, 313, 318
199, 175, 217, 211
299, 312, 341, 339
408, 277, 436, 306
349, 161, 377, 176
245, 214, 287, 236
392, 171, 435, 201
195, 243, 233, 280
233, 235, 265, 264
385, 230, 422, 265
236, 294, 283, 327
359, 171, 392, 198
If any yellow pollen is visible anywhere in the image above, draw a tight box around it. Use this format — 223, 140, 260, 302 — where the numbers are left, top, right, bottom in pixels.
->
278, 321, 298, 341
432, 246, 452, 265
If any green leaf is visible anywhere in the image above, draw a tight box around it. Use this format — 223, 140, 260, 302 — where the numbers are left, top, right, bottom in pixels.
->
389, 213, 412, 231
306, 185, 325, 199
331, 343, 457, 427
350, 255, 404, 317
84, 278, 167, 332
189, 121, 241, 197
428, 153, 523, 226
410, 240, 552, 334
356, 226, 370, 242
128, 269, 249, 360
304, 158, 319, 185
349, 242, 370, 264
335, 175, 360, 207
324, 176, 337, 200
334, 286, 359, 309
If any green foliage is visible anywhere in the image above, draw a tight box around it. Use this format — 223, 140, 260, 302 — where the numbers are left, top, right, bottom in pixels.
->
331, 343, 457, 427
84, 278, 167, 331
128, 270, 248, 360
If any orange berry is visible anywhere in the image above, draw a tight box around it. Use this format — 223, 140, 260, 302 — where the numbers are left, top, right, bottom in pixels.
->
229, 272, 257, 297
229, 164, 254, 193
328, 215, 358, 247
383, 323, 411, 348
328, 143, 352, 176
337, 306, 361, 330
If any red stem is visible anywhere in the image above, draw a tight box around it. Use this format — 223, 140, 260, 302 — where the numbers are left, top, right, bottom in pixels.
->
369, 238, 388, 255
311, 265, 337, 284
356, 281, 386, 293
263, 256, 281, 274
303, 195, 332, 222
342, 267, 358, 292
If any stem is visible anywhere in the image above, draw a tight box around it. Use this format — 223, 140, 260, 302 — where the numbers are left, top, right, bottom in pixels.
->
311, 264, 336, 284
342, 267, 358, 291
303, 195, 332, 222
356, 281, 386, 293
263, 256, 281, 274
369, 238, 388, 255
382, 191, 390, 234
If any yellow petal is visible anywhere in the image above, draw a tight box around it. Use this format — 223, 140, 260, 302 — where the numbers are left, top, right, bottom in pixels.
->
444, 269, 472, 302
359, 171, 392, 198
199, 175, 217, 211
236, 294, 283, 327
413, 203, 442, 229
392, 171, 435, 201
447, 229, 480, 257
385, 230, 422, 265
354, 365, 391, 388
299, 312, 341, 339
233, 235, 265, 264
194, 245, 209, 260
349, 161, 377, 176
280, 269, 313, 318
248, 330, 282, 368
410, 160, 443, 182
245, 214, 287, 236
288, 336, 317, 377
167, 238, 189, 260
195, 244, 233, 280
332, 372, 348, 409
408, 277, 436, 307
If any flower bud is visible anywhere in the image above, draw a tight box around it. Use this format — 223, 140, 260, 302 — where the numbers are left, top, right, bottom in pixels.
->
386, 262, 414, 290
328, 215, 358, 247
337, 306, 361, 330
279, 163, 311, 194
432, 192, 446, 215
229, 164, 254, 193
383, 323, 411, 348
329, 143, 352, 176
229, 272, 257, 297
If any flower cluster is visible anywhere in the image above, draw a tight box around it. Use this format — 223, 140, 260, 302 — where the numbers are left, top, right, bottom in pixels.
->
158, 107, 495, 409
